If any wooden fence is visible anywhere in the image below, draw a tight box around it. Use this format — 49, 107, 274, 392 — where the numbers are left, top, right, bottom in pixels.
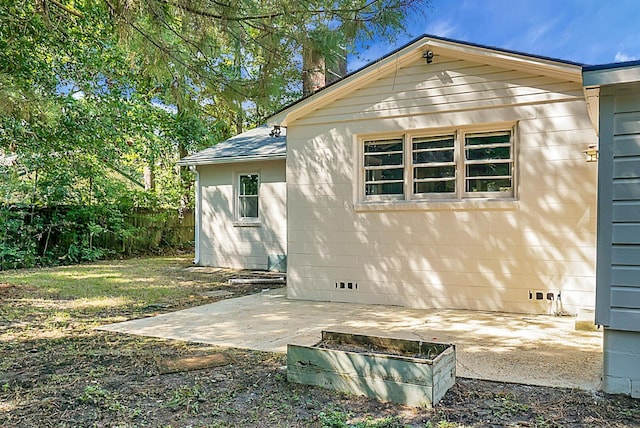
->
123, 209, 195, 253
0, 206, 195, 269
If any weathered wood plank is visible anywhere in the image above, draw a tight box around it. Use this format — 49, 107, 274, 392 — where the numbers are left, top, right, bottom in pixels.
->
287, 345, 436, 386
321, 331, 449, 357
287, 363, 444, 407
286, 331, 456, 407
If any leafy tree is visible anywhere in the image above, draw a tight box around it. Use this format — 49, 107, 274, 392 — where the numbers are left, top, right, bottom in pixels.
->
0, 0, 226, 208
1, 0, 427, 210
107, 0, 427, 121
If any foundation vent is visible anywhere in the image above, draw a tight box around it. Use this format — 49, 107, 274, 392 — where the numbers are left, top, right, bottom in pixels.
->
335, 281, 358, 290
528, 290, 560, 301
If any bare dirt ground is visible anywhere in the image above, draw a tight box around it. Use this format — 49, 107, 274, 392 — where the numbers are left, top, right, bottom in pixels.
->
1, 256, 639, 428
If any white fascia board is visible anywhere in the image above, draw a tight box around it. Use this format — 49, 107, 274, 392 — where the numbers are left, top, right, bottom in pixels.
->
583, 65, 640, 87
424, 38, 583, 82
177, 154, 286, 167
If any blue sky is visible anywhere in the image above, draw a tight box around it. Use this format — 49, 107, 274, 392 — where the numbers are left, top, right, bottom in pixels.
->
350, 0, 640, 70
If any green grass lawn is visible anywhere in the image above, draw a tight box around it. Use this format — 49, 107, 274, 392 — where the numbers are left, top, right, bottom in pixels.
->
0, 255, 243, 338
1, 256, 197, 302
1, 257, 639, 428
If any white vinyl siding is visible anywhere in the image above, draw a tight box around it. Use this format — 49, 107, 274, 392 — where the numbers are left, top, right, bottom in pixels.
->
295, 57, 584, 127
286, 49, 596, 315
198, 160, 286, 270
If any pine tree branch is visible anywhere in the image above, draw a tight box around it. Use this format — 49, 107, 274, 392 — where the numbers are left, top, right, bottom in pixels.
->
155, 0, 413, 23
46, 0, 84, 18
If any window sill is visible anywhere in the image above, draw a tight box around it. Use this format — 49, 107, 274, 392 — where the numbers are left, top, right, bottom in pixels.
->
353, 198, 518, 212
233, 221, 262, 227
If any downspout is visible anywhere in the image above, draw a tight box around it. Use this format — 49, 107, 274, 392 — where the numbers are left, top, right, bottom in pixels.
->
189, 165, 201, 265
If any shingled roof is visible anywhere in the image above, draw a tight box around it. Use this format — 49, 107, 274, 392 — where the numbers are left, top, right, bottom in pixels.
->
177, 124, 286, 166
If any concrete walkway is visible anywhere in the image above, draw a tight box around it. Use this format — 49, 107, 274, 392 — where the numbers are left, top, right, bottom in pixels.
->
98, 288, 603, 390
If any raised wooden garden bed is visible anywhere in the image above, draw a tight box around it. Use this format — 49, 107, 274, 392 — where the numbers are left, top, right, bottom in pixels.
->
287, 331, 456, 407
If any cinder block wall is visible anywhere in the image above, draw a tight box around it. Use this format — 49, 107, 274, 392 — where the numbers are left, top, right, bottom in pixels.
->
603, 329, 640, 398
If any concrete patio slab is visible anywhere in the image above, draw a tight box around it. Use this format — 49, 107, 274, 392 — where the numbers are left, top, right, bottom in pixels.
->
98, 288, 603, 391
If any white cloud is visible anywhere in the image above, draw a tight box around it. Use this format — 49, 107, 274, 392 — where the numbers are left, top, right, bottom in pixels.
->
425, 19, 457, 39
525, 22, 555, 45
614, 52, 639, 62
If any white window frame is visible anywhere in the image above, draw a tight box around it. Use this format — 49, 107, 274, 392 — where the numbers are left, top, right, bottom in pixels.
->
462, 130, 515, 198
358, 124, 517, 203
363, 137, 405, 201
411, 134, 457, 200
236, 172, 260, 222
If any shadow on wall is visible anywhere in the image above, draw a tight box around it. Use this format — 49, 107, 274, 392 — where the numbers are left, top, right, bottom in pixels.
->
285, 59, 597, 314
199, 160, 287, 270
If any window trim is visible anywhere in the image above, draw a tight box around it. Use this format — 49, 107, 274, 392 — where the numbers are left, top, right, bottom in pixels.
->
357, 123, 517, 204
462, 130, 515, 198
235, 171, 260, 223
411, 133, 457, 200
363, 137, 405, 201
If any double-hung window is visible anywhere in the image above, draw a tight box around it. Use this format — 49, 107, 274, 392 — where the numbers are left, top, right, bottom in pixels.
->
361, 126, 515, 202
238, 173, 259, 219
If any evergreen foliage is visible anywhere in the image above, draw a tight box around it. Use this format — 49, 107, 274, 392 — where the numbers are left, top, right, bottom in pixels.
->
0, 0, 427, 266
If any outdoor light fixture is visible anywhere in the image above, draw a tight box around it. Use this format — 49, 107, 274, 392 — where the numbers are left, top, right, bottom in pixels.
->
270, 125, 281, 137
423, 50, 434, 64
584, 143, 599, 162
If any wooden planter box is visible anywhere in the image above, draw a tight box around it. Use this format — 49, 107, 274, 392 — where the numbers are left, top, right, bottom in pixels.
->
287, 331, 456, 407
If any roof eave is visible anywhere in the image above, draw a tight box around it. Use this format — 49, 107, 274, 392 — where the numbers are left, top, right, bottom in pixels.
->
177, 153, 286, 167
583, 61, 640, 87
582, 62, 640, 136
268, 34, 583, 127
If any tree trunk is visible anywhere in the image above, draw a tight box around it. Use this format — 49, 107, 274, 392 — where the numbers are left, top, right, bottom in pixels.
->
144, 165, 155, 191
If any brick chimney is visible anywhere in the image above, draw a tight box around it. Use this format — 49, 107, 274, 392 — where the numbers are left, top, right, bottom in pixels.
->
302, 42, 347, 97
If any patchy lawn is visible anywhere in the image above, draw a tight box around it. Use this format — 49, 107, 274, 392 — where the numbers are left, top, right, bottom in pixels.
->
0, 256, 638, 427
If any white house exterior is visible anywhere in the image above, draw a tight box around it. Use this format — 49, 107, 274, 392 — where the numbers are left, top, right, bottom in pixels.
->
178, 125, 287, 271
268, 36, 598, 315
182, 35, 598, 315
